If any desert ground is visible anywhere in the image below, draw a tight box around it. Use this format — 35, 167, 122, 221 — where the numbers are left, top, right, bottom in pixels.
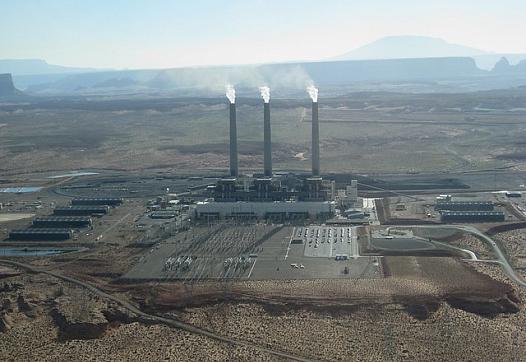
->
1, 251, 525, 361
1, 90, 526, 176
1, 90, 526, 361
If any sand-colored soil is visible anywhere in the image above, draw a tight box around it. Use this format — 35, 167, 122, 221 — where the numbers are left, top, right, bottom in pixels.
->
0, 213, 35, 222
448, 234, 495, 259
1, 257, 524, 361
493, 228, 526, 268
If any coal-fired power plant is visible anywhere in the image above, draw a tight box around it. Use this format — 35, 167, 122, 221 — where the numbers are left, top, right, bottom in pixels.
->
229, 102, 238, 177
311, 101, 320, 176
263, 101, 272, 177
195, 85, 334, 221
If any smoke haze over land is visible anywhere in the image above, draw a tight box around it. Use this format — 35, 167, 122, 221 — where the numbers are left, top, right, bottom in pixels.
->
7, 55, 526, 98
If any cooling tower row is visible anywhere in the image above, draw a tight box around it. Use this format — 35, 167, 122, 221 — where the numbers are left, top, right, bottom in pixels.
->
228, 99, 320, 177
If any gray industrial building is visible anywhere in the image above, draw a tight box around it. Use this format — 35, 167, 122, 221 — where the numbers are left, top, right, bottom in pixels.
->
9, 228, 72, 241
506, 191, 522, 198
435, 201, 494, 211
440, 211, 505, 223
53, 206, 109, 216
72, 197, 123, 206
195, 200, 333, 220
32, 216, 92, 228
150, 211, 177, 219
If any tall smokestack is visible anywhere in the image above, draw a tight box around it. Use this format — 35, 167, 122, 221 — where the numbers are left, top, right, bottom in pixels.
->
260, 86, 272, 177
311, 101, 320, 176
229, 102, 238, 177
263, 102, 272, 177
226, 85, 238, 177
307, 85, 320, 176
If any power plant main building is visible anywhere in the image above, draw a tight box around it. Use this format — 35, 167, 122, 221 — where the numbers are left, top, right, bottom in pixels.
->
195, 88, 334, 221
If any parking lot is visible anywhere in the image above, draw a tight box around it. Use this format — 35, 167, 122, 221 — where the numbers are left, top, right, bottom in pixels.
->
248, 226, 380, 279
295, 226, 356, 259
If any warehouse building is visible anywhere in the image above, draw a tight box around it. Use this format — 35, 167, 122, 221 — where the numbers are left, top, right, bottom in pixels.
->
72, 197, 123, 206
150, 211, 177, 219
9, 228, 72, 241
32, 216, 92, 228
435, 201, 494, 211
440, 211, 505, 223
506, 191, 522, 198
53, 206, 109, 216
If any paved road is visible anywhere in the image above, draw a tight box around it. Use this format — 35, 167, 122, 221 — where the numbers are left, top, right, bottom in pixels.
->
362, 198, 380, 225
393, 225, 526, 288
100, 212, 131, 237
0, 259, 313, 362
351, 227, 359, 259
457, 225, 526, 288
429, 239, 478, 261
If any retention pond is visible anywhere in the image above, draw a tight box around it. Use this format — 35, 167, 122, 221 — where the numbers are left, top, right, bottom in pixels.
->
0, 247, 80, 257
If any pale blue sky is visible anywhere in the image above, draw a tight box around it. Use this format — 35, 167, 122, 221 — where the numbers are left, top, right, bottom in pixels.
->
1, 0, 525, 69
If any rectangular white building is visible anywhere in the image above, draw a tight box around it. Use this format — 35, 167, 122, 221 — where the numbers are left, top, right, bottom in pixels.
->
195, 201, 334, 220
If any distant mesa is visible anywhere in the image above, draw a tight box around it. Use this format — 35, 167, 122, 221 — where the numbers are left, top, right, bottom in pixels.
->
331, 35, 526, 70
491, 57, 526, 74
0, 73, 22, 97
0, 59, 95, 76
19, 57, 485, 96
4, 39, 526, 96
492, 57, 512, 73
332, 35, 488, 61
92, 77, 139, 89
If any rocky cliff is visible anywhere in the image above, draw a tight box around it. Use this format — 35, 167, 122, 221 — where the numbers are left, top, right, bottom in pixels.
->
0, 73, 20, 97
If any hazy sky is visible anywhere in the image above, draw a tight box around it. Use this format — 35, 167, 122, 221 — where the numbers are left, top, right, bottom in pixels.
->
1, 0, 525, 69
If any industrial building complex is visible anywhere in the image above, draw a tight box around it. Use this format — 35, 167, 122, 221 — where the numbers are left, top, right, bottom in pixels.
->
195, 91, 336, 220
435, 200, 495, 211
32, 216, 92, 228
2, 84, 526, 362
9, 228, 73, 241
3, 196, 121, 242
53, 206, 109, 216
71, 198, 123, 206
440, 211, 505, 223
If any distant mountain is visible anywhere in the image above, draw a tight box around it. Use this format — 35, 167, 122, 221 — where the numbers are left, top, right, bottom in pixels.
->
491, 57, 526, 74
16, 57, 486, 96
476, 54, 526, 70
333, 36, 488, 61
0, 73, 22, 97
0, 59, 96, 76
493, 57, 512, 73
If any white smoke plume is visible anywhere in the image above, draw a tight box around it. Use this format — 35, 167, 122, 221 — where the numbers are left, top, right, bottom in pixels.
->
226, 84, 236, 104
307, 85, 318, 102
259, 86, 270, 103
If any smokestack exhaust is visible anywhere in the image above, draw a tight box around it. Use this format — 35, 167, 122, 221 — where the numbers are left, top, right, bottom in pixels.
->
311, 100, 320, 176
229, 102, 238, 177
260, 86, 272, 177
